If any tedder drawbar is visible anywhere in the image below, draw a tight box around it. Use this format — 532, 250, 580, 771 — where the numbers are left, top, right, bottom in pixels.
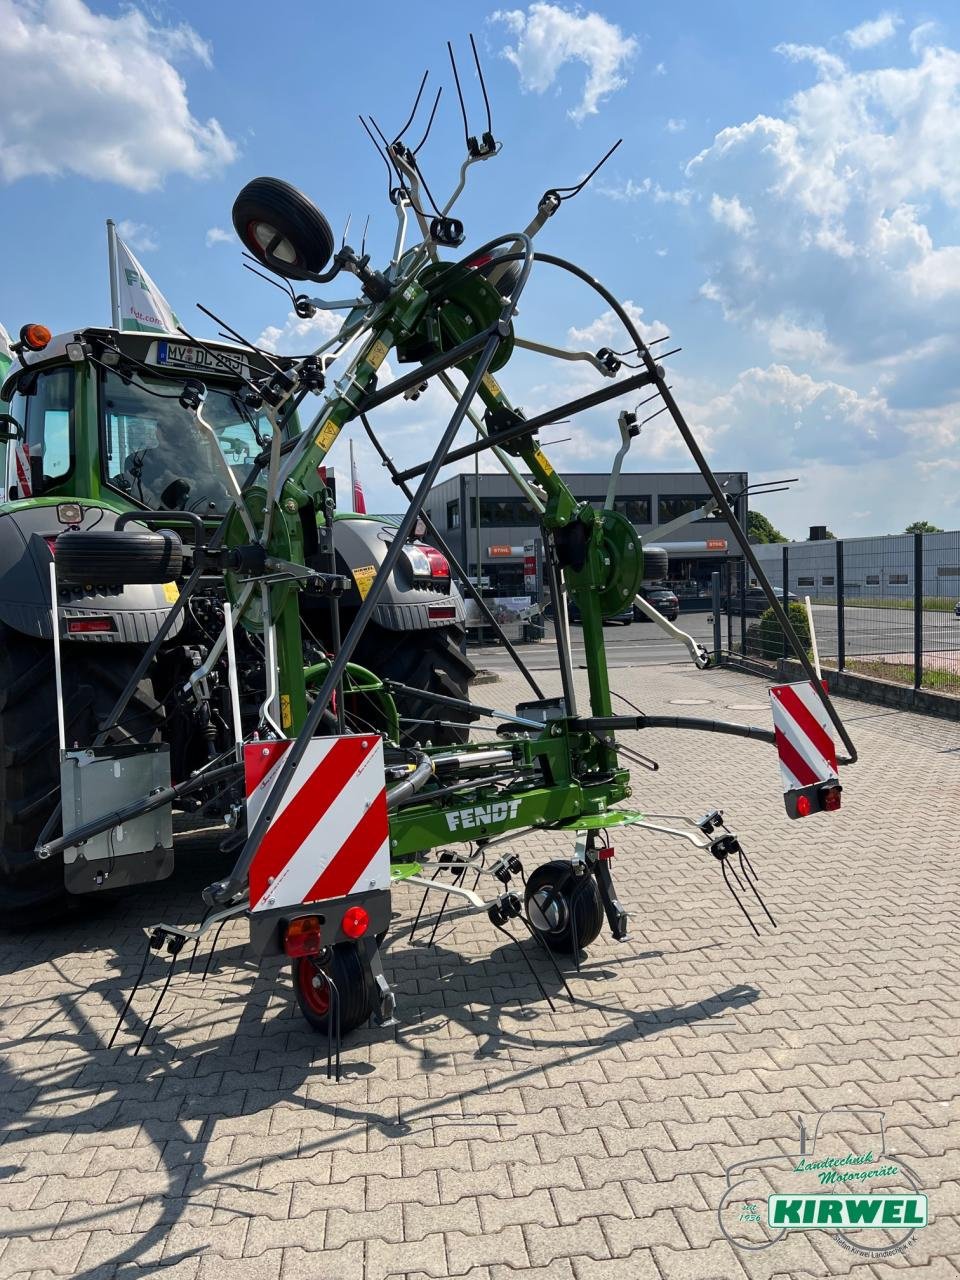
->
29, 40, 857, 1069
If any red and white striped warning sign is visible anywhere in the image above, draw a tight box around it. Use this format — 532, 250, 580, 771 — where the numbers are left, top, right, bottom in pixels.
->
244, 735, 389, 914
769, 681, 838, 791
14, 443, 32, 498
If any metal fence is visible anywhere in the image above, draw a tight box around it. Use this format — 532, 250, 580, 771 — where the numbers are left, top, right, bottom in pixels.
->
723, 531, 960, 698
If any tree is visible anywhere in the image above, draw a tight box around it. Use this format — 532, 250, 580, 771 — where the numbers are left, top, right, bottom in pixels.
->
905, 520, 943, 534
746, 510, 788, 544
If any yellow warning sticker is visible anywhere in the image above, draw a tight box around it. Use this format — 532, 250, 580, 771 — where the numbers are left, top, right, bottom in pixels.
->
280, 694, 292, 730
532, 448, 554, 476
162, 582, 179, 604
366, 339, 390, 370
315, 420, 340, 453
352, 564, 377, 599
482, 372, 502, 398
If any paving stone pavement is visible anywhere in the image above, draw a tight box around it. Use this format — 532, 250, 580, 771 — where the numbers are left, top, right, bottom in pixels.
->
0, 659, 957, 1280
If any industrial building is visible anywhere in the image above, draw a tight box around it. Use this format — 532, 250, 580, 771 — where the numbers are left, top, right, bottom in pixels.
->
423, 470, 748, 605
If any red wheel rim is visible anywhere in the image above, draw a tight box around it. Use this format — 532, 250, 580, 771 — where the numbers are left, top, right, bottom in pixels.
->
297, 958, 330, 1016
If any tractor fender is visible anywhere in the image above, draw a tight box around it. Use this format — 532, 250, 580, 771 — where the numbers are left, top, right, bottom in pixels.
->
0, 503, 183, 643
332, 516, 466, 632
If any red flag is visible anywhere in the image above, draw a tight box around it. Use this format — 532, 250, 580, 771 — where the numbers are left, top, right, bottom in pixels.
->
350, 439, 366, 514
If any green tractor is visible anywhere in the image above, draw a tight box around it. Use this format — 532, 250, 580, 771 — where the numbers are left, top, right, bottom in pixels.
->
0, 323, 474, 923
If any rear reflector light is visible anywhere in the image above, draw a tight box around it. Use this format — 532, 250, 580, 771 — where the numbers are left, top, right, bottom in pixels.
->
341, 905, 369, 939
66, 618, 114, 634
428, 605, 456, 620
597, 846, 615, 860
819, 783, 842, 811
283, 915, 322, 957
795, 794, 811, 818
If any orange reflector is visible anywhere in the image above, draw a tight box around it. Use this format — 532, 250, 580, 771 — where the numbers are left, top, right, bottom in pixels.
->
819, 783, 842, 812
21, 324, 51, 352
283, 915, 322, 957
341, 905, 369, 939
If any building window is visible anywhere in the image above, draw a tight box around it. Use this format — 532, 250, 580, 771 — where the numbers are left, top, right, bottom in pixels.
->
446, 500, 460, 529
797, 576, 815, 587
822, 576, 834, 586
613, 496, 651, 524
476, 496, 538, 526
658, 494, 706, 522
888, 573, 909, 585
866, 574, 880, 585
937, 566, 960, 577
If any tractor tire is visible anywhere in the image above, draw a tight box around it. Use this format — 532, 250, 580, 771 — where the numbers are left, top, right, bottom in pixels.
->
0, 625, 163, 927
642, 546, 669, 581
55, 529, 183, 585
293, 943, 373, 1035
352, 623, 477, 747
524, 860, 604, 955
232, 176, 335, 281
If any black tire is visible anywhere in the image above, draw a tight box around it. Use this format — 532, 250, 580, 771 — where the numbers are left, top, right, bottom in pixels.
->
232, 176, 335, 281
642, 546, 669, 581
524, 860, 604, 954
293, 943, 372, 1035
352, 622, 477, 747
0, 626, 163, 926
55, 529, 182, 585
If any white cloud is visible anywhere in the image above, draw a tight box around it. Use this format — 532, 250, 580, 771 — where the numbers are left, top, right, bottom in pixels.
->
257, 307, 343, 355
0, 0, 237, 191
709, 193, 754, 235
775, 42, 847, 78
206, 227, 233, 248
598, 176, 692, 205
666, 117, 686, 133
654, 62, 666, 76
567, 300, 670, 349
116, 220, 157, 253
492, 2, 637, 121
909, 21, 939, 54
845, 12, 902, 50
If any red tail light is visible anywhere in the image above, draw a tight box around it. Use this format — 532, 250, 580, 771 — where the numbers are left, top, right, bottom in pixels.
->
795, 793, 812, 818
66, 618, 114, 634
427, 605, 456, 620
341, 905, 369, 939
423, 546, 450, 578
283, 915, 322, 957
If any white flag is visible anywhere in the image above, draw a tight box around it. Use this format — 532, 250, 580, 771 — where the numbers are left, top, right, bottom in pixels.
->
115, 234, 179, 333
0, 322, 12, 383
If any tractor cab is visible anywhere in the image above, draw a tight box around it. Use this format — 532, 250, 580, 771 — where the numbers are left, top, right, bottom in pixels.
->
0, 327, 294, 517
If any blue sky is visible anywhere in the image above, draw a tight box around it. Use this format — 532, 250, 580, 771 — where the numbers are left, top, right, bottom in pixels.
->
2, 0, 959, 536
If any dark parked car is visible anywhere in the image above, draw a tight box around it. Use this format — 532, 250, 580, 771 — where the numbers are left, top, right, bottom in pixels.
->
545, 600, 633, 627
722, 587, 799, 617
634, 585, 679, 622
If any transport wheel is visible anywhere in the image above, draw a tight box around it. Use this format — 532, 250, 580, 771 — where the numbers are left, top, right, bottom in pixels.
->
0, 625, 162, 926
353, 622, 477, 746
232, 176, 335, 281
524, 860, 604, 954
55, 528, 183, 585
293, 942, 373, 1035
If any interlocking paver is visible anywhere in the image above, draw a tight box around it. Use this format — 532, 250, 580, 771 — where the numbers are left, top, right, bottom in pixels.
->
0, 662, 956, 1279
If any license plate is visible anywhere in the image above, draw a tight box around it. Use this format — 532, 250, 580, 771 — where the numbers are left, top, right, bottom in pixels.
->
155, 340, 249, 380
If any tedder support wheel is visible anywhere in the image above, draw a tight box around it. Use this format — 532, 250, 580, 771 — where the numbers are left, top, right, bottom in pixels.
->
524, 860, 604, 955
0, 624, 162, 927
352, 622, 477, 747
293, 943, 373, 1036
232, 176, 335, 282
55, 528, 183, 585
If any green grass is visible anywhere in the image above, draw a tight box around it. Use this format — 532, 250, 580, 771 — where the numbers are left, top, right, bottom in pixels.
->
841, 658, 959, 692
815, 596, 957, 612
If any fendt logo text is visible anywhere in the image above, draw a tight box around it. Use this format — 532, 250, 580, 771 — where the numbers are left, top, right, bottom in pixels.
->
445, 798, 522, 832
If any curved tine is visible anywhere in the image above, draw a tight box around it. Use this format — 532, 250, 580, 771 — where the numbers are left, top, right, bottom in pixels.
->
553, 138, 623, 199
723, 854, 745, 891
491, 920, 555, 1012
518, 912, 575, 1004
134, 954, 179, 1055
359, 115, 396, 197
739, 852, 777, 927
360, 213, 371, 258
324, 972, 342, 1081
393, 69, 429, 145
201, 919, 229, 981
243, 256, 299, 307
469, 33, 493, 136
447, 41, 470, 148
412, 87, 443, 155
187, 907, 212, 974
409, 865, 443, 940
108, 940, 153, 1049
721, 859, 760, 936
427, 888, 452, 948
194, 302, 284, 371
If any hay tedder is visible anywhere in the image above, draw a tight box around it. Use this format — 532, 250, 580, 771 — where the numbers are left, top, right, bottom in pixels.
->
1, 40, 857, 1064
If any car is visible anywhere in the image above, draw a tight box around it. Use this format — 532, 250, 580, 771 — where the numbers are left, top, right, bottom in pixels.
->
634, 585, 679, 622
722, 587, 799, 617
545, 600, 633, 626
955, 600, 960, 618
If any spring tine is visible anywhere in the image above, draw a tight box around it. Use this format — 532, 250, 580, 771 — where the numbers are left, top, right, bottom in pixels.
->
447, 41, 470, 149
393, 69, 429, 145
469, 33, 493, 136
724, 855, 745, 890
491, 921, 555, 1012
721, 859, 760, 937
410, 865, 442, 940
426, 891, 451, 948
134, 955, 178, 1056
108, 939, 153, 1050
519, 913, 575, 1004
739, 851, 777, 927
201, 919, 229, 981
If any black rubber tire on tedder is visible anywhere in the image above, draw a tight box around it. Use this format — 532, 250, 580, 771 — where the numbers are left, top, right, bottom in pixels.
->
232, 177, 335, 282
0, 624, 163, 926
293, 942, 373, 1035
55, 529, 183, 585
524, 860, 604, 955
642, 546, 669, 581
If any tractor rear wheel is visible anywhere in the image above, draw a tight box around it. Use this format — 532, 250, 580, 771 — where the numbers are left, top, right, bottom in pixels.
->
0, 624, 163, 927
352, 623, 477, 747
